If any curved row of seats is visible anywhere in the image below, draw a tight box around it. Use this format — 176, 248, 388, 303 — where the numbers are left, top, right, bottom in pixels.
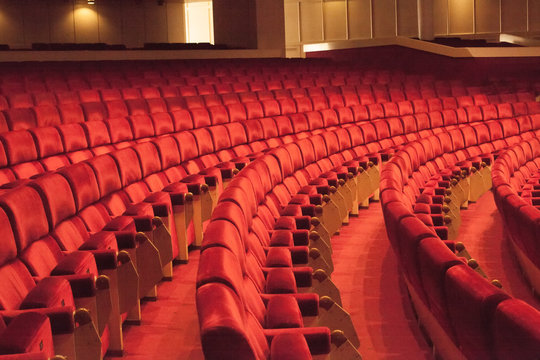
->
0, 94, 537, 186
380, 126, 540, 359
0, 79, 534, 110
492, 138, 540, 300
0, 60, 535, 95
2, 91, 533, 135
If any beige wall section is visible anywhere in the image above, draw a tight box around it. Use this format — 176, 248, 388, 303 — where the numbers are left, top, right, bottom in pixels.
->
530, 0, 540, 32
433, 0, 448, 36
323, 1, 347, 41
167, 2, 186, 43
48, 0, 76, 44
348, 0, 371, 39
256, 0, 285, 51
144, 1, 169, 43
97, 1, 124, 45
285, 2, 301, 45
0, 0, 25, 47
448, 0, 474, 34
74, 4, 99, 43
0, 0, 185, 48
475, 0, 500, 34
372, 0, 396, 37
433, 0, 540, 36
397, 0, 418, 37
501, 0, 527, 33
300, 1, 324, 43
22, 0, 50, 45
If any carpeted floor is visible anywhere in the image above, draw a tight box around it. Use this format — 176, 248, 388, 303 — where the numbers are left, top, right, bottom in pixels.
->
330, 202, 432, 360
456, 191, 540, 311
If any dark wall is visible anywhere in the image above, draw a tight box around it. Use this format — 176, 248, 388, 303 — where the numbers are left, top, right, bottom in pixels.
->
307, 46, 540, 83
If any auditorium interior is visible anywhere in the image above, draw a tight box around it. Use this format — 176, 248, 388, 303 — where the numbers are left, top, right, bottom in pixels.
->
0, 0, 539, 359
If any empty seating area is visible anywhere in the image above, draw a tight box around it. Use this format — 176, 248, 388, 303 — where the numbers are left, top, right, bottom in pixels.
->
0, 57, 539, 360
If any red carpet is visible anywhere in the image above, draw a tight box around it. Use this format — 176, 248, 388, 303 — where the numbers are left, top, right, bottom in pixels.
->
456, 191, 540, 311
330, 202, 432, 360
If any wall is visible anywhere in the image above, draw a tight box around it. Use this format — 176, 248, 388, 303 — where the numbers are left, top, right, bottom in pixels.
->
285, 0, 418, 57
286, 0, 540, 57
432, 0, 539, 37
0, 0, 186, 49
212, 0, 257, 49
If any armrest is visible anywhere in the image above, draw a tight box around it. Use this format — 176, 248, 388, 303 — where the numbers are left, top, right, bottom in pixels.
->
219, 167, 234, 180
0, 307, 75, 335
114, 231, 137, 249
260, 293, 319, 317
150, 202, 169, 218
265, 246, 309, 266
268, 230, 309, 247
264, 327, 331, 356
133, 216, 154, 232
86, 249, 118, 270
35, 274, 96, 299
204, 175, 218, 187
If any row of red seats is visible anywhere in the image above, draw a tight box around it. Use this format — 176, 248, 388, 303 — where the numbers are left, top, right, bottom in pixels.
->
0, 60, 535, 95
492, 138, 540, 301
380, 128, 540, 359
0, 76, 460, 98
0, 64, 435, 90
0, 71, 534, 114
0, 94, 536, 187
3, 88, 532, 132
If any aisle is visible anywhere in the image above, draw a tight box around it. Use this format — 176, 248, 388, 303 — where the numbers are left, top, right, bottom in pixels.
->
107, 250, 205, 360
330, 202, 433, 360
457, 192, 540, 310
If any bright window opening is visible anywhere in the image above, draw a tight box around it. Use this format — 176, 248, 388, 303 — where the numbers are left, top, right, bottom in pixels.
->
184, 1, 214, 44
